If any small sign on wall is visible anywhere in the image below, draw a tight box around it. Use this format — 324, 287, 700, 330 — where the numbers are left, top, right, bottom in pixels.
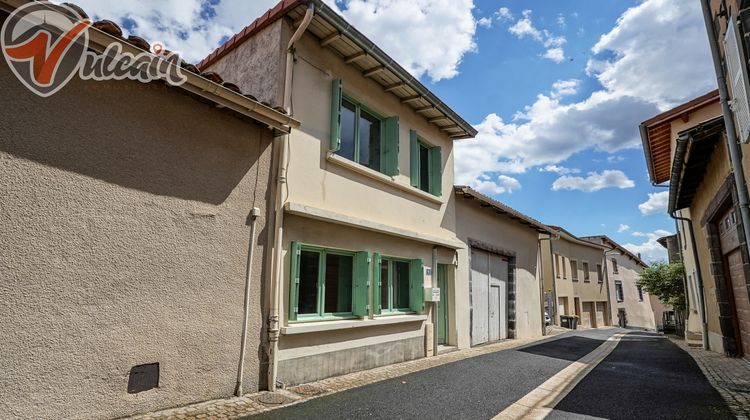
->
425, 287, 441, 302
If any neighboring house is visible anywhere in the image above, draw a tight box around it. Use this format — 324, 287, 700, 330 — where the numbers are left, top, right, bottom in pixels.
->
582, 236, 656, 330
0, 2, 297, 418
454, 187, 553, 347
640, 89, 750, 357
541, 226, 610, 328
653, 235, 682, 335
199, 0, 476, 388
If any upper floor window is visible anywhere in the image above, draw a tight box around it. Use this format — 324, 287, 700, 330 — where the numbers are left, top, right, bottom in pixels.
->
570, 260, 578, 281
582, 261, 590, 282
330, 79, 399, 176
555, 254, 561, 278
611, 257, 619, 274
410, 130, 442, 196
596, 264, 604, 283
615, 281, 624, 302
637, 284, 644, 301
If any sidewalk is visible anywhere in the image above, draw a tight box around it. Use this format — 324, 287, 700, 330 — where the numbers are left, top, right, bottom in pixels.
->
670, 337, 750, 419
125, 329, 569, 420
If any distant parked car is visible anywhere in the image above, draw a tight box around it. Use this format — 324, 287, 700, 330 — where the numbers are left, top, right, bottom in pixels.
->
545, 312, 550, 326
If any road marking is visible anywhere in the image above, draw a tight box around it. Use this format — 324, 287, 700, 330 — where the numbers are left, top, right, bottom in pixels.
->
493, 333, 626, 420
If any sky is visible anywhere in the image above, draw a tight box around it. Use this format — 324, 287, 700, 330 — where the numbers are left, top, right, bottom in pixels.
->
65, 0, 718, 262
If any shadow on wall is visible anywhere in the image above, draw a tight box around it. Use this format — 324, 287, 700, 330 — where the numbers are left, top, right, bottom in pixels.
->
0, 70, 261, 205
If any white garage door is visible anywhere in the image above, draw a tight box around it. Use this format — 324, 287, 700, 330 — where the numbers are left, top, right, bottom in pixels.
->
471, 248, 509, 346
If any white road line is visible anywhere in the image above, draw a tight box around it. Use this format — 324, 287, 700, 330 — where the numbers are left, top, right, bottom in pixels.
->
493, 333, 627, 420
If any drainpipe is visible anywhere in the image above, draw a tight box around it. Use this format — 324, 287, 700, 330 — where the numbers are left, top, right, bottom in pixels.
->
671, 211, 709, 350
701, 0, 750, 262
236, 208, 261, 396
603, 248, 618, 326
267, 3, 315, 392
432, 246, 439, 356
537, 235, 552, 335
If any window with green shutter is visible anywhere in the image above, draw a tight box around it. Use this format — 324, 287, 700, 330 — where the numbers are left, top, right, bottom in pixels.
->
378, 257, 413, 314
329, 79, 400, 176
409, 259, 425, 313
409, 130, 442, 196
288, 243, 371, 321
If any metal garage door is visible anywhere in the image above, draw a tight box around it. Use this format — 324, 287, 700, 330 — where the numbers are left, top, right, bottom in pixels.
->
581, 302, 593, 327
471, 248, 508, 346
596, 302, 606, 327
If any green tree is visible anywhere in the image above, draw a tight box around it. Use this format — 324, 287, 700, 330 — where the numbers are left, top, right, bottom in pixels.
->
638, 261, 686, 311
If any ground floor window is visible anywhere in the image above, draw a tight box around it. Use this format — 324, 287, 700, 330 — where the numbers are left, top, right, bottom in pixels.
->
289, 242, 424, 321
378, 258, 412, 313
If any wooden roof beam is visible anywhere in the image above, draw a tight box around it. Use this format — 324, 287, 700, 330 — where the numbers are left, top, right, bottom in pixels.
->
344, 51, 367, 64
363, 66, 386, 78
320, 32, 342, 47
384, 82, 405, 92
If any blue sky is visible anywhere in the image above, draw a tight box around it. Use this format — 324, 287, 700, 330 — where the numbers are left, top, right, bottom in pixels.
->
70, 0, 716, 261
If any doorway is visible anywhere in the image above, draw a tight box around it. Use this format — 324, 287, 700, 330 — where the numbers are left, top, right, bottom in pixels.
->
437, 264, 448, 345
717, 206, 750, 357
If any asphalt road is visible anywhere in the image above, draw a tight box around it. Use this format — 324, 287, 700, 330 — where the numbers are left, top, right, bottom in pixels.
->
550, 332, 734, 419
247, 329, 733, 420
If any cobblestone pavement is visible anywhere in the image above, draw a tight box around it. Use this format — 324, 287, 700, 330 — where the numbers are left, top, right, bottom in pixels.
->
670, 337, 750, 419
124, 328, 571, 420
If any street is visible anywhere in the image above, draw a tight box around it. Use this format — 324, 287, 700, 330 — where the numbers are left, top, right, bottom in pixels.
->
248, 329, 734, 420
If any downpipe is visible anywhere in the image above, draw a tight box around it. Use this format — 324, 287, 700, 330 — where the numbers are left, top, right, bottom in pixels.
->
236, 208, 261, 396
267, 2, 315, 392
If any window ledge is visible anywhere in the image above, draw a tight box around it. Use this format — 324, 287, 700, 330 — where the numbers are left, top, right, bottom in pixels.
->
282, 314, 428, 335
326, 152, 442, 204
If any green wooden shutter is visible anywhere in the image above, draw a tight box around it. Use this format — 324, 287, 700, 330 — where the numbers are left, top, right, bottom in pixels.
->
382, 117, 400, 176
372, 253, 382, 315
352, 251, 370, 317
409, 130, 419, 187
288, 241, 302, 321
429, 146, 442, 196
409, 259, 424, 313
330, 79, 343, 152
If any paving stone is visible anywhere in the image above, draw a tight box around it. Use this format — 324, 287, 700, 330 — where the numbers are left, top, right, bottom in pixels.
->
670, 337, 750, 419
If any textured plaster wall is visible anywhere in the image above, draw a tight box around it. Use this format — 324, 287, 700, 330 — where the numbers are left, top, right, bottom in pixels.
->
689, 138, 732, 354
605, 255, 655, 330
454, 197, 544, 345
204, 19, 287, 107
0, 65, 274, 419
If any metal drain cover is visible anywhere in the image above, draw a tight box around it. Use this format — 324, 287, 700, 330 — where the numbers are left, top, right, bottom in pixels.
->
256, 392, 291, 405
291, 384, 326, 396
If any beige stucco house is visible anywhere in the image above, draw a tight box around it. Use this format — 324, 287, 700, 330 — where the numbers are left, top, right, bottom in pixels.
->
453, 187, 552, 347
640, 90, 747, 355
582, 236, 657, 330
541, 227, 610, 328
0, 1, 297, 418
199, 0, 476, 388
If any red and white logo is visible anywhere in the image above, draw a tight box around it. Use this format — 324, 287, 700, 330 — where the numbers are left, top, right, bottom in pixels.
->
1, 1, 186, 97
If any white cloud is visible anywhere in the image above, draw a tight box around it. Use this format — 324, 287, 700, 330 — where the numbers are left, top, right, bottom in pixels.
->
632, 231, 647, 237
470, 175, 521, 195
329, 0, 478, 81
623, 229, 673, 263
507, 10, 567, 63
456, 0, 711, 186
539, 165, 580, 175
639, 191, 670, 215
557, 14, 566, 29
495, 7, 513, 22
617, 224, 630, 233
543, 48, 566, 63
586, 0, 714, 109
551, 170, 635, 192
477, 17, 493, 29
551, 79, 580, 98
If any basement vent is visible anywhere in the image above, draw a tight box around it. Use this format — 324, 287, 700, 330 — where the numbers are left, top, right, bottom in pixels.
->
127, 363, 159, 394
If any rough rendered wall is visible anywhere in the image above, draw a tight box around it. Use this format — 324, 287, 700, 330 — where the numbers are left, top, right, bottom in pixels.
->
0, 65, 273, 419
454, 198, 544, 344
205, 19, 287, 107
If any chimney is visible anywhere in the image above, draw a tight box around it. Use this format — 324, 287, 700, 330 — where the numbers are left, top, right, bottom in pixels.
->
637, 253, 642, 259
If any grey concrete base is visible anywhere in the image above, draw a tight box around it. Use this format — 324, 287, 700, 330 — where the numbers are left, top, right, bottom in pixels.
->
277, 337, 425, 386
